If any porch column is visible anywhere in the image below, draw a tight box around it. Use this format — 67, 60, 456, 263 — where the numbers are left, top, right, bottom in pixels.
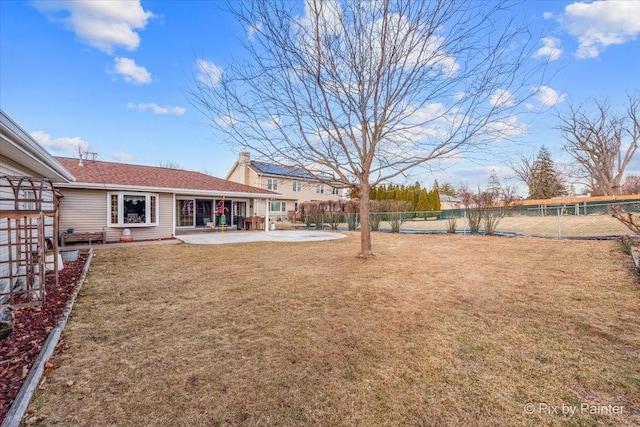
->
265, 198, 270, 232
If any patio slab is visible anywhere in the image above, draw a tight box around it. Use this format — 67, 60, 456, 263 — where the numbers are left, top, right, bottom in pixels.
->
177, 230, 346, 245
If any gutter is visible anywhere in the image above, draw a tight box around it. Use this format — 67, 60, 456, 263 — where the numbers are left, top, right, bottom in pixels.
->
55, 182, 283, 199
0, 111, 75, 182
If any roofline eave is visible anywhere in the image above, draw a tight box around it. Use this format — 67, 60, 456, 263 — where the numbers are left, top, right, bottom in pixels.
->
56, 182, 283, 198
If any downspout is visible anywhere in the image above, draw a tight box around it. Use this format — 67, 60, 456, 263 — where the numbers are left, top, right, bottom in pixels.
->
172, 193, 176, 237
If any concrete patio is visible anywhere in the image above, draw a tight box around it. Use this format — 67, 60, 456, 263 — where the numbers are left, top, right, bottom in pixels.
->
176, 230, 347, 245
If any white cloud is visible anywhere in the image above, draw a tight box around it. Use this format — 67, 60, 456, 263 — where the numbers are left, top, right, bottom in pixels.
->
489, 89, 515, 107
533, 37, 562, 62
112, 151, 133, 162
484, 115, 526, 139
113, 57, 151, 84
30, 131, 90, 155
534, 85, 566, 106
127, 102, 186, 115
33, 0, 154, 54
543, 12, 553, 20
215, 114, 238, 127
247, 22, 262, 41
453, 91, 467, 101
196, 59, 222, 87
560, 0, 640, 59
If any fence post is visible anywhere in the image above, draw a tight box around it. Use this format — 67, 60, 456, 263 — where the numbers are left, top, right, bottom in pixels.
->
463, 209, 467, 235
557, 207, 562, 239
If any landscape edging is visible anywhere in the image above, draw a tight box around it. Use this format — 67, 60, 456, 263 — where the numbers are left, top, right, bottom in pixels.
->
1, 249, 94, 427
621, 236, 640, 272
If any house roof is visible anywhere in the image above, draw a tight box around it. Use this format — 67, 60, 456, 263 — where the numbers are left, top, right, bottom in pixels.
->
55, 157, 279, 197
1, 110, 75, 182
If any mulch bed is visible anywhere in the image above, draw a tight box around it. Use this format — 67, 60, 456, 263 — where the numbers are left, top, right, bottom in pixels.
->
0, 254, 88, 421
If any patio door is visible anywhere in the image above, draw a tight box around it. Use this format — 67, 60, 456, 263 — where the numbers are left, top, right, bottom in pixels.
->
195, 199, 213, 227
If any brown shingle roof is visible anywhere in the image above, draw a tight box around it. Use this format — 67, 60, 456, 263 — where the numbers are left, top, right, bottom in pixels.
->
55, 157, 277, 195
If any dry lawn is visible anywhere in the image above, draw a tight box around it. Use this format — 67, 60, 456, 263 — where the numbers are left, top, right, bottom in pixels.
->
30, 233, 640, 426
399, 214, 630, 237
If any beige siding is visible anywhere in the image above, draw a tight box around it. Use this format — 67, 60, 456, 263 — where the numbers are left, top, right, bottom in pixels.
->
59, 189, 175, 242
226, 163, 246, 184
227, 162, 343, 218
58, 188, 109, 238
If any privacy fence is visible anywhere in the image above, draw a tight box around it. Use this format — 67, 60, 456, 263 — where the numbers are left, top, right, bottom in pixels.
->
296, 200, 640, 239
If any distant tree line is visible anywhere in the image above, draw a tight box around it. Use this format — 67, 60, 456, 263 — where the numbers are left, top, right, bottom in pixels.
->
367, 182, 441, 212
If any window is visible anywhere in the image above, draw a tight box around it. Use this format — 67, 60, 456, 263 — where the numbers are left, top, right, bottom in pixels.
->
317, 184, 324, 194
292, 181, 302, 192
332, 187, 340, 195
267, 178, 278, 190
269, 201, 287, 212
20, 190, 36, 210
108, 192, 158, 226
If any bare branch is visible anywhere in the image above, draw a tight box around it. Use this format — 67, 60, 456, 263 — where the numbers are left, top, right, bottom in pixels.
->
558, 95, 639, 196
189, 0, 548, 255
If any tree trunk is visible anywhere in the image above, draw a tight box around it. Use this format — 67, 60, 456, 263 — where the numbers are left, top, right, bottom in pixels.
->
358, 181, 373, 256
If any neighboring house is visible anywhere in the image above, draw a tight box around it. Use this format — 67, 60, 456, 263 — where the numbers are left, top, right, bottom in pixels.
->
440, 195, 463, 210
1, 110, 75, 304
226, 152, 345, 220
54, 157, 281, 242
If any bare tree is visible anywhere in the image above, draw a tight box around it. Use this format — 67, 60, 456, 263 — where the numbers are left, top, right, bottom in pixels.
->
558, 96, 639, 196
510, 153, 536, 195
189, 0, 546, 256
621, 175, 640, 195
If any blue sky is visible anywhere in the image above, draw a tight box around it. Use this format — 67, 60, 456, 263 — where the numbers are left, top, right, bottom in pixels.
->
1, 0, 639, 192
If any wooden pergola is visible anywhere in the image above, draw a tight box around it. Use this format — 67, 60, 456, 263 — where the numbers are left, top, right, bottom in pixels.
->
0, 176, 61, 307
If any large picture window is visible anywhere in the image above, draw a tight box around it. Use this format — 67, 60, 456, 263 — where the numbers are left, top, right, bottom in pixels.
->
108, 192, 158, 226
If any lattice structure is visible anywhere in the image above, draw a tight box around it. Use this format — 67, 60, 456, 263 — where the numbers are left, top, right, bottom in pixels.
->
0, 176, 60, 307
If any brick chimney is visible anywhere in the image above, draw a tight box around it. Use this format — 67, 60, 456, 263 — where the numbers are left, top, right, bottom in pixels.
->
239, 151, 251, 185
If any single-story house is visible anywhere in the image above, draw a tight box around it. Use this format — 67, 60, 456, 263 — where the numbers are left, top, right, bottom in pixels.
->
226, 152, 346, 221
54, 157, 281, 242
440, 195, 463, 210
1, 110, 74, 304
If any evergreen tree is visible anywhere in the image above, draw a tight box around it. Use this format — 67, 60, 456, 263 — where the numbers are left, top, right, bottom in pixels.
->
438, 182, 456, 197
432, 187, 441, 210
416, 188, 430, 211
530, 146, 567, 199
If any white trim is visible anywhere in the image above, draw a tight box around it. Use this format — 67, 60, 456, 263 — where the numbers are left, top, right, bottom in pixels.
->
107, 191, 160, 227
57, 181, 282, 198
265, 198, 270, 232
1, 110, 75, 182
172, 193, 176, 237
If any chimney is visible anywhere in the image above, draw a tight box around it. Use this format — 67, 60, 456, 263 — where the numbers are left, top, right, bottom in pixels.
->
239, 151, 251, 185
239, 151, 250, 166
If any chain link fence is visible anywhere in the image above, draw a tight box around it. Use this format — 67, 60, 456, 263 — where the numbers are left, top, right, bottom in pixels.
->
292, 201, 639, 239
